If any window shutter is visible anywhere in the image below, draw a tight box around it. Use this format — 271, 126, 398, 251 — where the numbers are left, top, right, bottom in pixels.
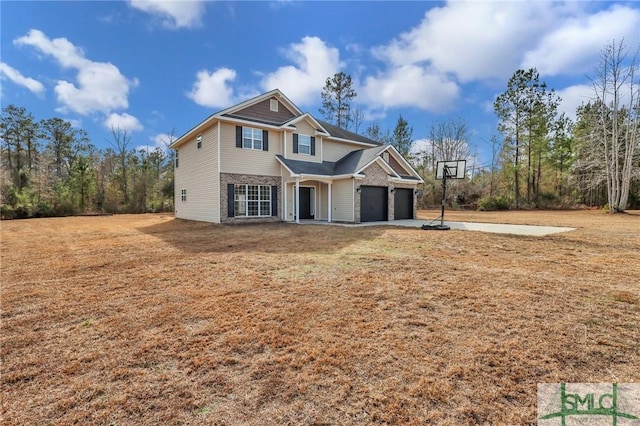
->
310, 137, 316, 156
262, 130, 269, 151
227, 184, 235, 217
271, 186, 278, 217
235, 126, 242, 148
293, 133, 299, 153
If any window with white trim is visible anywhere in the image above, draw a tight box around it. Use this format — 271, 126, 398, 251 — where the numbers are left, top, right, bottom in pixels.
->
242, 127, 263, 150
234, 184, 271, 217
196, 134, 202, 149
181, 189, 187, 202
298, 134, 311, 155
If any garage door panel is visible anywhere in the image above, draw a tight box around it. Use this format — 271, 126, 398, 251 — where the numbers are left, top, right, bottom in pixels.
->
361, 186, 388, 222
394, 188, 413, 220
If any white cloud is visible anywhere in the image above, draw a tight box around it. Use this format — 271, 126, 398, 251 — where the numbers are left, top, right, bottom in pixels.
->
68, 118, 83, 129
556, 84, 593, 122
360, 65, 459, 112
411, 138, 431, 155
0, 62, 45, 94
14, 29, 137, 116
104, 112, 143, 132
151, 132, 175, 147
556, 80, 639, 124
128, 0, 205, 29
374, 1, 561, 82
260, 36, 340, 106
136, 133, 174, 153
522, 5, 640, 76
187, 68, 237, 108
14, 29, 86, 68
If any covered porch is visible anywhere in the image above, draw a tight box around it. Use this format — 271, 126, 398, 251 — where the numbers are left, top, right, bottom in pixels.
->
282, 177, 356, 223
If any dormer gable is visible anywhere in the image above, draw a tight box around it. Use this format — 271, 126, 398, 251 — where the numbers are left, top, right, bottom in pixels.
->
283, 113, 330, 136
380, 145, 423, 180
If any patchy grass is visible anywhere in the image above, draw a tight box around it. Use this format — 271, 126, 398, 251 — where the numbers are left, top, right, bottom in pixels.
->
1, 211, 639, 425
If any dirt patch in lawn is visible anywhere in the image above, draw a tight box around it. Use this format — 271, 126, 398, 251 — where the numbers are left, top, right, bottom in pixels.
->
2, 211, 639, 425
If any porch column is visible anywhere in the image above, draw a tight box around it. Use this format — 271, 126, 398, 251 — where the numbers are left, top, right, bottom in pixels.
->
283, 181, 287, 221
295, 178, 300, 224
328, 182, 332, 223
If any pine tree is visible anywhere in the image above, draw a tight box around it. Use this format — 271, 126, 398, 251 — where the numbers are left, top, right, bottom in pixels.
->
391, 114, 413, 160
319, 72, 356, 129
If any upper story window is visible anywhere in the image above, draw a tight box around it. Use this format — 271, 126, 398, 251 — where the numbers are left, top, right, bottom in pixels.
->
243, 127, 263, 150
175, 150, 179, 168
235, 126, 268, 151
298, 134, 311, 155
196, 134, 202, 149
293, 133, 315, 156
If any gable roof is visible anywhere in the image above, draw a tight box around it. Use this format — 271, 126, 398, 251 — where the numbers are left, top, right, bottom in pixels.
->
276, 144, 423, 183
216, 89, 302, 118
171, 89, 381, 149
333, 145, 388, 175
275, 155, 338, 177
284, 113, 330, 135
171, 89, 302, 149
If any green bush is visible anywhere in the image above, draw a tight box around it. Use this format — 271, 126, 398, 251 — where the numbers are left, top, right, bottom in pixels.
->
538, 192, 559, 209
32, 202, 55, 218
13, 205, 30, 219
477, 196, 511, 211
1, 205, 15, 220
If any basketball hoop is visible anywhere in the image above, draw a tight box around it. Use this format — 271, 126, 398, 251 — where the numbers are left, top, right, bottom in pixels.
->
423, 160, 466, 231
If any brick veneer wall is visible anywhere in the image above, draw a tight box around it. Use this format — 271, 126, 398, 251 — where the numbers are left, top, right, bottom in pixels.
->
220, 173, 281, 223
355, 161, 417, 222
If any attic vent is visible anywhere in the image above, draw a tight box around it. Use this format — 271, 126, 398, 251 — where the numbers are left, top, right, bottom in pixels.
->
270, 99, 279, 112
383, 152, 390, 162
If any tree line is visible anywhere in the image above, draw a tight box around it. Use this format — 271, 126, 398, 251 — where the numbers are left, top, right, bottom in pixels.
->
2, 39, 638, 219
319, 40, 639, 213
0, 106, 174, 219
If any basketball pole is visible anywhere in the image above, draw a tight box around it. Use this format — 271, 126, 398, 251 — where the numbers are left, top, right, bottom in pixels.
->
422, 165, 451, 231
440, 167, 447, 227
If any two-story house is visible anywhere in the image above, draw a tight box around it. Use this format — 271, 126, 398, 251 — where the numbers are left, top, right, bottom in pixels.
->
170, 89, 423, 224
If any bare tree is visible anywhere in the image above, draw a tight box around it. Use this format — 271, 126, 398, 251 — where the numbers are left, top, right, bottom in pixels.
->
428, 118, 472, 166
483, 135, 502, 198
350, 105, 366, 134
108, 127, 132, 205
589, 39, 640, 212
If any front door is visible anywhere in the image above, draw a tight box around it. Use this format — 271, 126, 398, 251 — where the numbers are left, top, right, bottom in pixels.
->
298, 187, 314, 219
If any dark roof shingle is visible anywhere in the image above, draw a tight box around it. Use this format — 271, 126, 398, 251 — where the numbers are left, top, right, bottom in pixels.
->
317, 120, 380, 145
276, 144, 389, 177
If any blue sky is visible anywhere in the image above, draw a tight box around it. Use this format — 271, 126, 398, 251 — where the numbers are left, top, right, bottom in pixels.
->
2, 1, 639, 166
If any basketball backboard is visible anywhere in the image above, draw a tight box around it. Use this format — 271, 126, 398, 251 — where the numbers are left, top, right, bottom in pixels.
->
436, 160, 466, 180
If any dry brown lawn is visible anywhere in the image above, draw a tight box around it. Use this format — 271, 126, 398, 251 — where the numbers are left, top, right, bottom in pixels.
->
1, 210, 639, 425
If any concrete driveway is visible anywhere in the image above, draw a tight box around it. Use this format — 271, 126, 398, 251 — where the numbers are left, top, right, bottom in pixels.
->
375, 219, 574, 236
343, 219, 576, 236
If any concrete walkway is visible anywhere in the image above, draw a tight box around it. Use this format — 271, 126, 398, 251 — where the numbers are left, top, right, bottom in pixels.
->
300, 219, 576, 236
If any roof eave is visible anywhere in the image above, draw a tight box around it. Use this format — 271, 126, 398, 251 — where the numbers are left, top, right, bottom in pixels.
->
391, 176, 424, 184
324, 135, 379, 147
